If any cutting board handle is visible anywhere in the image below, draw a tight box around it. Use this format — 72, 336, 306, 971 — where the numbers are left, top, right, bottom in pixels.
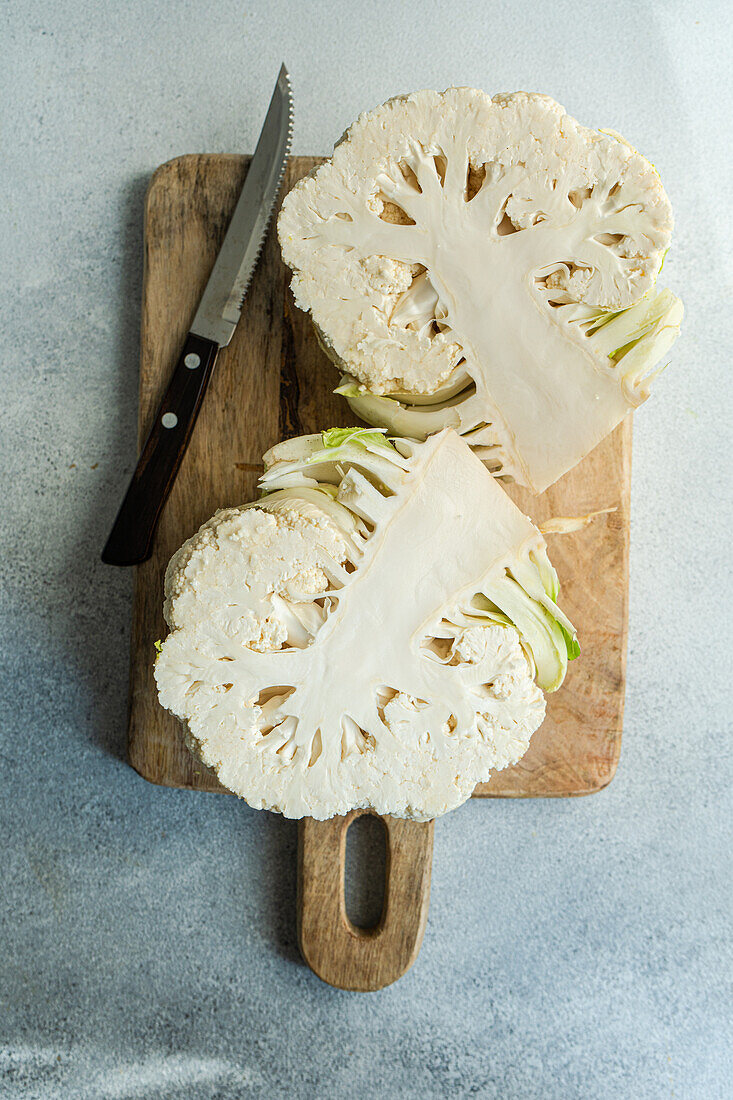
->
297, 812, 434, 991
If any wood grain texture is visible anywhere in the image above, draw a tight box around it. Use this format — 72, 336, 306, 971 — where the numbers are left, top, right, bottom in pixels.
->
127, 155, 630, 991
129, 153, 630, 801
298, 812, 434, 991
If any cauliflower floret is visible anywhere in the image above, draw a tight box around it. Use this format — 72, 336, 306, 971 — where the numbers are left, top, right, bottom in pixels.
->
279, 88, 683, 493
163, 502, 349, 640
360, 255, 414, 297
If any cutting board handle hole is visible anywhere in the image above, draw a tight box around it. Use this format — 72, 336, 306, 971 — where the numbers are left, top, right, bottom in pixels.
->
343, 813, 387, 931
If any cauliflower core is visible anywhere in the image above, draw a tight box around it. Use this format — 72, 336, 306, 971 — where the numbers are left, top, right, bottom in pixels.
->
278, 89, 683, 492
155, 430, 576, 820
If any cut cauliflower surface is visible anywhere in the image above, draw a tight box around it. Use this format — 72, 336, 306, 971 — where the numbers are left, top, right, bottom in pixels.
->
278, 89, 683, 493
156, 429, 577, 821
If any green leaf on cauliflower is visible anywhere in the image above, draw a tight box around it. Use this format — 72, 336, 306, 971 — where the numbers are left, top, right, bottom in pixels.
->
320, 426, 395, 452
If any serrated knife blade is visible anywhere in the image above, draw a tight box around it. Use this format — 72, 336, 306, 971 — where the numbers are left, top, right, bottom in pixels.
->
192, 64, 293, 346
102, 65, 293, 567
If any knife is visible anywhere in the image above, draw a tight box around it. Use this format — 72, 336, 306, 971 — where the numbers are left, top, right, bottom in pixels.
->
102, 65, 293, 566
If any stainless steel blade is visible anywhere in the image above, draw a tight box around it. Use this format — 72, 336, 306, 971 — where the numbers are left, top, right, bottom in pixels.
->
191, 64, 293, 347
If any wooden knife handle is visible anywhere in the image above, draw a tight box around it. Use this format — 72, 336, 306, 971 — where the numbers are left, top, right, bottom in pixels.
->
297, 812, 434, 991
102, 332, 219, 566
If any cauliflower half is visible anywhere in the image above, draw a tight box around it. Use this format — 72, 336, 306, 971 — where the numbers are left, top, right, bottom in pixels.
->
155, 429, 577, 821
278, 89, 683, 493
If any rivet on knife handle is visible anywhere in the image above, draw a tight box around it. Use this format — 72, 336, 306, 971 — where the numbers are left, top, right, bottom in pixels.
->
101, 333, 218, 565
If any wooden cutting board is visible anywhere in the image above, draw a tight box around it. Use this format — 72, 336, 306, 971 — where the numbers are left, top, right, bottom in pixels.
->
127, 155, 630, 990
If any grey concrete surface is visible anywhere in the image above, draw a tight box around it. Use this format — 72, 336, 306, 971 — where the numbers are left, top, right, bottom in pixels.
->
2, 1, 731, 1097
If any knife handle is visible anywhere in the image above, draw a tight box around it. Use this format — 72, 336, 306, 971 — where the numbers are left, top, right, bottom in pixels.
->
102, 333, 219, 566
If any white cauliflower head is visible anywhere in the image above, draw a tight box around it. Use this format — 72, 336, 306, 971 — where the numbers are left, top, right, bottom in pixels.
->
155, 428, 578, 820
278, 89, 683, 493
